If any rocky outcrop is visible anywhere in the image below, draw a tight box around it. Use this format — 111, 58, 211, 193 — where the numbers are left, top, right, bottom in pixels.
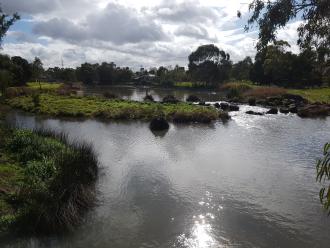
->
266, 108, 278, 114
229, 104, 239, 111
297, 104, 330, 118
248, 98, 256, 106
279, 108, 290, 114
246, 110, 264, 116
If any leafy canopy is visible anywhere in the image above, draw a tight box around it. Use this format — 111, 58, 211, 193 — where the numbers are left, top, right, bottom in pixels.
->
0, 6, 19, 46
244, 0, 330, 52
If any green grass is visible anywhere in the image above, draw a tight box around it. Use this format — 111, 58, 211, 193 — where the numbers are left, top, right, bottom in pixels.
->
288, 88, 330, 103
0, 126, 98, 234
7, 94, 219, 123
26, 82, 63, 90
221, 81, 330, 103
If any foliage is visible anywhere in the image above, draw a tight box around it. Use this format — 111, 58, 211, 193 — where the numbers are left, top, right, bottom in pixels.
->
245, 0, 330, 52
30, 57, 44, 82
231, 56, 253, 81
7, 94, 219, 123
316, 143, 330, 215
250, 41, 323, 87
188, 44, 232, 86
0, 7, 19, 46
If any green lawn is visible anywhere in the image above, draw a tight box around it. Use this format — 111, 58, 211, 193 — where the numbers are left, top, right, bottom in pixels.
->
288, 88, 330, 103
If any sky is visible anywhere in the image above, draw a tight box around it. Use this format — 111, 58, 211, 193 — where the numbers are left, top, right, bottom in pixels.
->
1, 0, 301, 70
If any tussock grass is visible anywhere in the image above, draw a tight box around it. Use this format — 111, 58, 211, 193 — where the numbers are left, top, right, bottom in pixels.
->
220, 81, 254, 92
0, 126, 98, 234
244, 87, 287, 98
7, 94, 219, 123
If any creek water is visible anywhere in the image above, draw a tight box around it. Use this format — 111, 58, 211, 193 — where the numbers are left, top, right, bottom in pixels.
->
2, 87, 330, 248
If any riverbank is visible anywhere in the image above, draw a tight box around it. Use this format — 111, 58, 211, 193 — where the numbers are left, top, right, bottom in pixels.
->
0, 124, 98, 234
6, 94, 222, 123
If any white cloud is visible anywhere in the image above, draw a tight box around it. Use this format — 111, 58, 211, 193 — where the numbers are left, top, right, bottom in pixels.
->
1, 0, 300, 69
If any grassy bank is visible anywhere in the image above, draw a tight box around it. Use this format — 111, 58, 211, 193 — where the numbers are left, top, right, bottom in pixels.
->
0, 125, 98, 234
7, 94, 220, 123
288, 88, 330, 103
221, 81, 330, 103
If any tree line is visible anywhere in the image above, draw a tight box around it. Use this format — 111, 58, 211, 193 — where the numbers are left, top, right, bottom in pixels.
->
1, 41, 329, 91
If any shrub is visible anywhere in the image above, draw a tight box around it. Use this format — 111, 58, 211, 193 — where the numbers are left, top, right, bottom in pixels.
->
4, 128, 98, 233
244, 87, 287, 99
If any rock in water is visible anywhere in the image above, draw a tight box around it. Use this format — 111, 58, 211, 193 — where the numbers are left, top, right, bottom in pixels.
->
279, 108, 290, 114
297, 104, 330, 118
246, 110, 264, 116
266, 108, 278, 114
149, 117, 169, 131
214, 102, 221, 108
229, 104, 239, 111
248, 98, 256, 106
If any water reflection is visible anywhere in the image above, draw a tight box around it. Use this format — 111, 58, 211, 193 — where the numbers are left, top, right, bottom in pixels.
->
2, 107, 330, 248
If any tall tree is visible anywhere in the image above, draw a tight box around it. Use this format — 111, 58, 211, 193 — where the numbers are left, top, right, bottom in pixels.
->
188, 44, 231, 86
31, 57, 44, 82
0, 6, 19, 46
244, 0, 330, 53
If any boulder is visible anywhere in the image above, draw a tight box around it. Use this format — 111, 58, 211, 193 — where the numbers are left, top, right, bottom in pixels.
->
149, 117, 170, 131
246, 110, 264, 116
163, 95, 179, 104
220, 102, 229, 110
289, 104, 298, 113
282, 94, 308, 105
279, 108, 290, 114
214, 102, 221, 108
186, 95, 200, 102
143, 94, 154, 102
297, 104, 330, 118
198, 101, 206, 106
248, 98, 256, 106
266, 108, 278, 114
229, 104, 239, 111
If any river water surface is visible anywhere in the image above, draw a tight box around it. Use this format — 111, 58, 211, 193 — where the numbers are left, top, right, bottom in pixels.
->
2, 88, 330, 248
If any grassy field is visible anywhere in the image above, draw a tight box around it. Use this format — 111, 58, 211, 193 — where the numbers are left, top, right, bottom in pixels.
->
26, 82, 63, 90
7, 94, 220, 123
288, 88, 330, 103
0, 126, 98, 233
